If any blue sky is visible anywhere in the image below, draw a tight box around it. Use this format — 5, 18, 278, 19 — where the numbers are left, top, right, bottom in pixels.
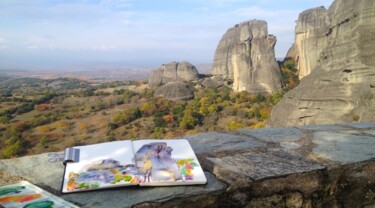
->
0, 0, 332, 70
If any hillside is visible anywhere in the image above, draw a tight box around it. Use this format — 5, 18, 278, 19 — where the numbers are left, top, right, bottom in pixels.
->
0, 70, 298, 158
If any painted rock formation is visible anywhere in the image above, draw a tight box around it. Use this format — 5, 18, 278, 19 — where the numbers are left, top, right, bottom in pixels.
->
148, 61, 199, 87
211, 20, 283, 94
268, 0, 375, 127
153, 81, 195, 101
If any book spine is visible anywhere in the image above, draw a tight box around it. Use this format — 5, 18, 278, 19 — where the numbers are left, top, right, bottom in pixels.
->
63, 147, 80, 164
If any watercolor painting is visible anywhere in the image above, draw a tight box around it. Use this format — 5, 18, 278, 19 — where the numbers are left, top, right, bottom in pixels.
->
134, 142, 199, 183
66, 158, 139, 192
62, 139, 206, 192
0, 181, 77, 208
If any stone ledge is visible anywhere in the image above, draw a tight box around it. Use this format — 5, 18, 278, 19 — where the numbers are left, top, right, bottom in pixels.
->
1, 122, 375, 207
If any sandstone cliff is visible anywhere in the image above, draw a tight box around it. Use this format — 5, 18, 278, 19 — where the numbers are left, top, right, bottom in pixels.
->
294, 6, 329, 79
211, 20, 283, 94
268, 0, 375, 127
148, 61, 199, 87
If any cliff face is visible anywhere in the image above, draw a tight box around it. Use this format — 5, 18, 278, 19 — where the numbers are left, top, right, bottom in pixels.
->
268, 0, 375, 127
148, 61, 199, 87
211, 20, 283, 94
295, 7, 329, 79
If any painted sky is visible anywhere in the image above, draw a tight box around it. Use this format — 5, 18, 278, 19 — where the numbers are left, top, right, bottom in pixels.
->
0, 0, 333, 70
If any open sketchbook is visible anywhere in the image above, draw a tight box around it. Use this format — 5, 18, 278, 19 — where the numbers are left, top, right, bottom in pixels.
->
62, 139, 207, 193
0, 181, 78, 208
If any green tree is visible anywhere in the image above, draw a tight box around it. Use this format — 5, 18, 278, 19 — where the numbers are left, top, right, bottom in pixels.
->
112, 107, 141, 126
39, 135, 49, 147
140, 101, 157, 117
0, 116, 10, 124
179, 109, 202, 130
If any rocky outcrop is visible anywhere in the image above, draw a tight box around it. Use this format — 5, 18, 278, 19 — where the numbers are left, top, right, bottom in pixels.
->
153, 81, 195, 101
211, 20, 283, 94
268, 0, 375, 127
148, 61, 199, 87
201, 76, 224, 89
294, 6, 329, 79
1, 123, 375, 207
285, 44, 298, 61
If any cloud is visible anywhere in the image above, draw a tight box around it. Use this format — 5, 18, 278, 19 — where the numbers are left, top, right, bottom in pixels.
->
92, 45, 117, 51
25, 36, 56, 50
0, 37, 9, 49
232, 6, 282, 17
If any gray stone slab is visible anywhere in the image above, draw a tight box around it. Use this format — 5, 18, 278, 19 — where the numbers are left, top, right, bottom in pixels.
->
313, 132, 375, 164
365, 130, 375, 136
296, 124, 348, 131
238, 128, 301, 143
184, 132, 265, 154
207, 149, 324, 180
0, 152, 226, 208
341, 122, 375, 129
0, 152, 65, 191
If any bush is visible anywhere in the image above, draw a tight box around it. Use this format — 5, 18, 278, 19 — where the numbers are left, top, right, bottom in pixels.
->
227, 121, 245, 131
0, 116, 10, 124
112, 107, 141, 126
39, 135, 49, 147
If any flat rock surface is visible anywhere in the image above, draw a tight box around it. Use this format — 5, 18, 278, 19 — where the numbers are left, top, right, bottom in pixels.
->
207, 149, 324, 180
1, 123, 375, 207
183, 132, 265, 154
312, 131, 375, 164
238, 128, 301, 143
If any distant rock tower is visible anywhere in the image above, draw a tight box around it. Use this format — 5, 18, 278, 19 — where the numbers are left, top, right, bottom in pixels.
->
211, 20, 283, 94
148, 61, 199, 88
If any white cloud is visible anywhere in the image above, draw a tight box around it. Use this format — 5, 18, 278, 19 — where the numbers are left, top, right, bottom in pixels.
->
92, 45, 117, 51
232, 6, 281, 17
25, 36, 55, 50
0, 37, 9, 49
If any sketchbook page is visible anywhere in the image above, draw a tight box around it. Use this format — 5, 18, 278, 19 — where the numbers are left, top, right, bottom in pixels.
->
0, 181, 78, 208
132, 139, 207, 186
62, 140, 138, 193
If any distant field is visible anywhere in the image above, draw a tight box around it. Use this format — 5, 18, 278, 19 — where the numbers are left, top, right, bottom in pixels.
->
95, 85, 136, 93
95, 83, 148, 94
0, 102, 20, 112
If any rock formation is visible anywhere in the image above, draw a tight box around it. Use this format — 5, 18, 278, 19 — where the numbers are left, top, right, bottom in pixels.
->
268, 0, 375, 127
294, 6, 329, 79
148, 61, 199, 87
285, 44, 298, 61
211, 20, 283, 94
153, 81, 195, 101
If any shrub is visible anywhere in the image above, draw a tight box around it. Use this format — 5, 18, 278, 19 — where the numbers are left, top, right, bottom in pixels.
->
227, 121, 245, 131
112, 107, 141, 126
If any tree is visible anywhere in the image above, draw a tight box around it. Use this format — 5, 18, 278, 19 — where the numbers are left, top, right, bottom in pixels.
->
77, 122, 90, 133
163, 115, 174, 123
227, 120, 245, 131
36, 125, 51, 133
0, 116, 10, 124
140, 101, 157, 117
179, 109, 202, 130
112, 107, 141, 126
207, 104, 219, 114
39, 135, 49, 147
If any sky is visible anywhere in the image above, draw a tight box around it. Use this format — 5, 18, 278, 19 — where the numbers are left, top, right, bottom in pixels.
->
0, 0, 333, 70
